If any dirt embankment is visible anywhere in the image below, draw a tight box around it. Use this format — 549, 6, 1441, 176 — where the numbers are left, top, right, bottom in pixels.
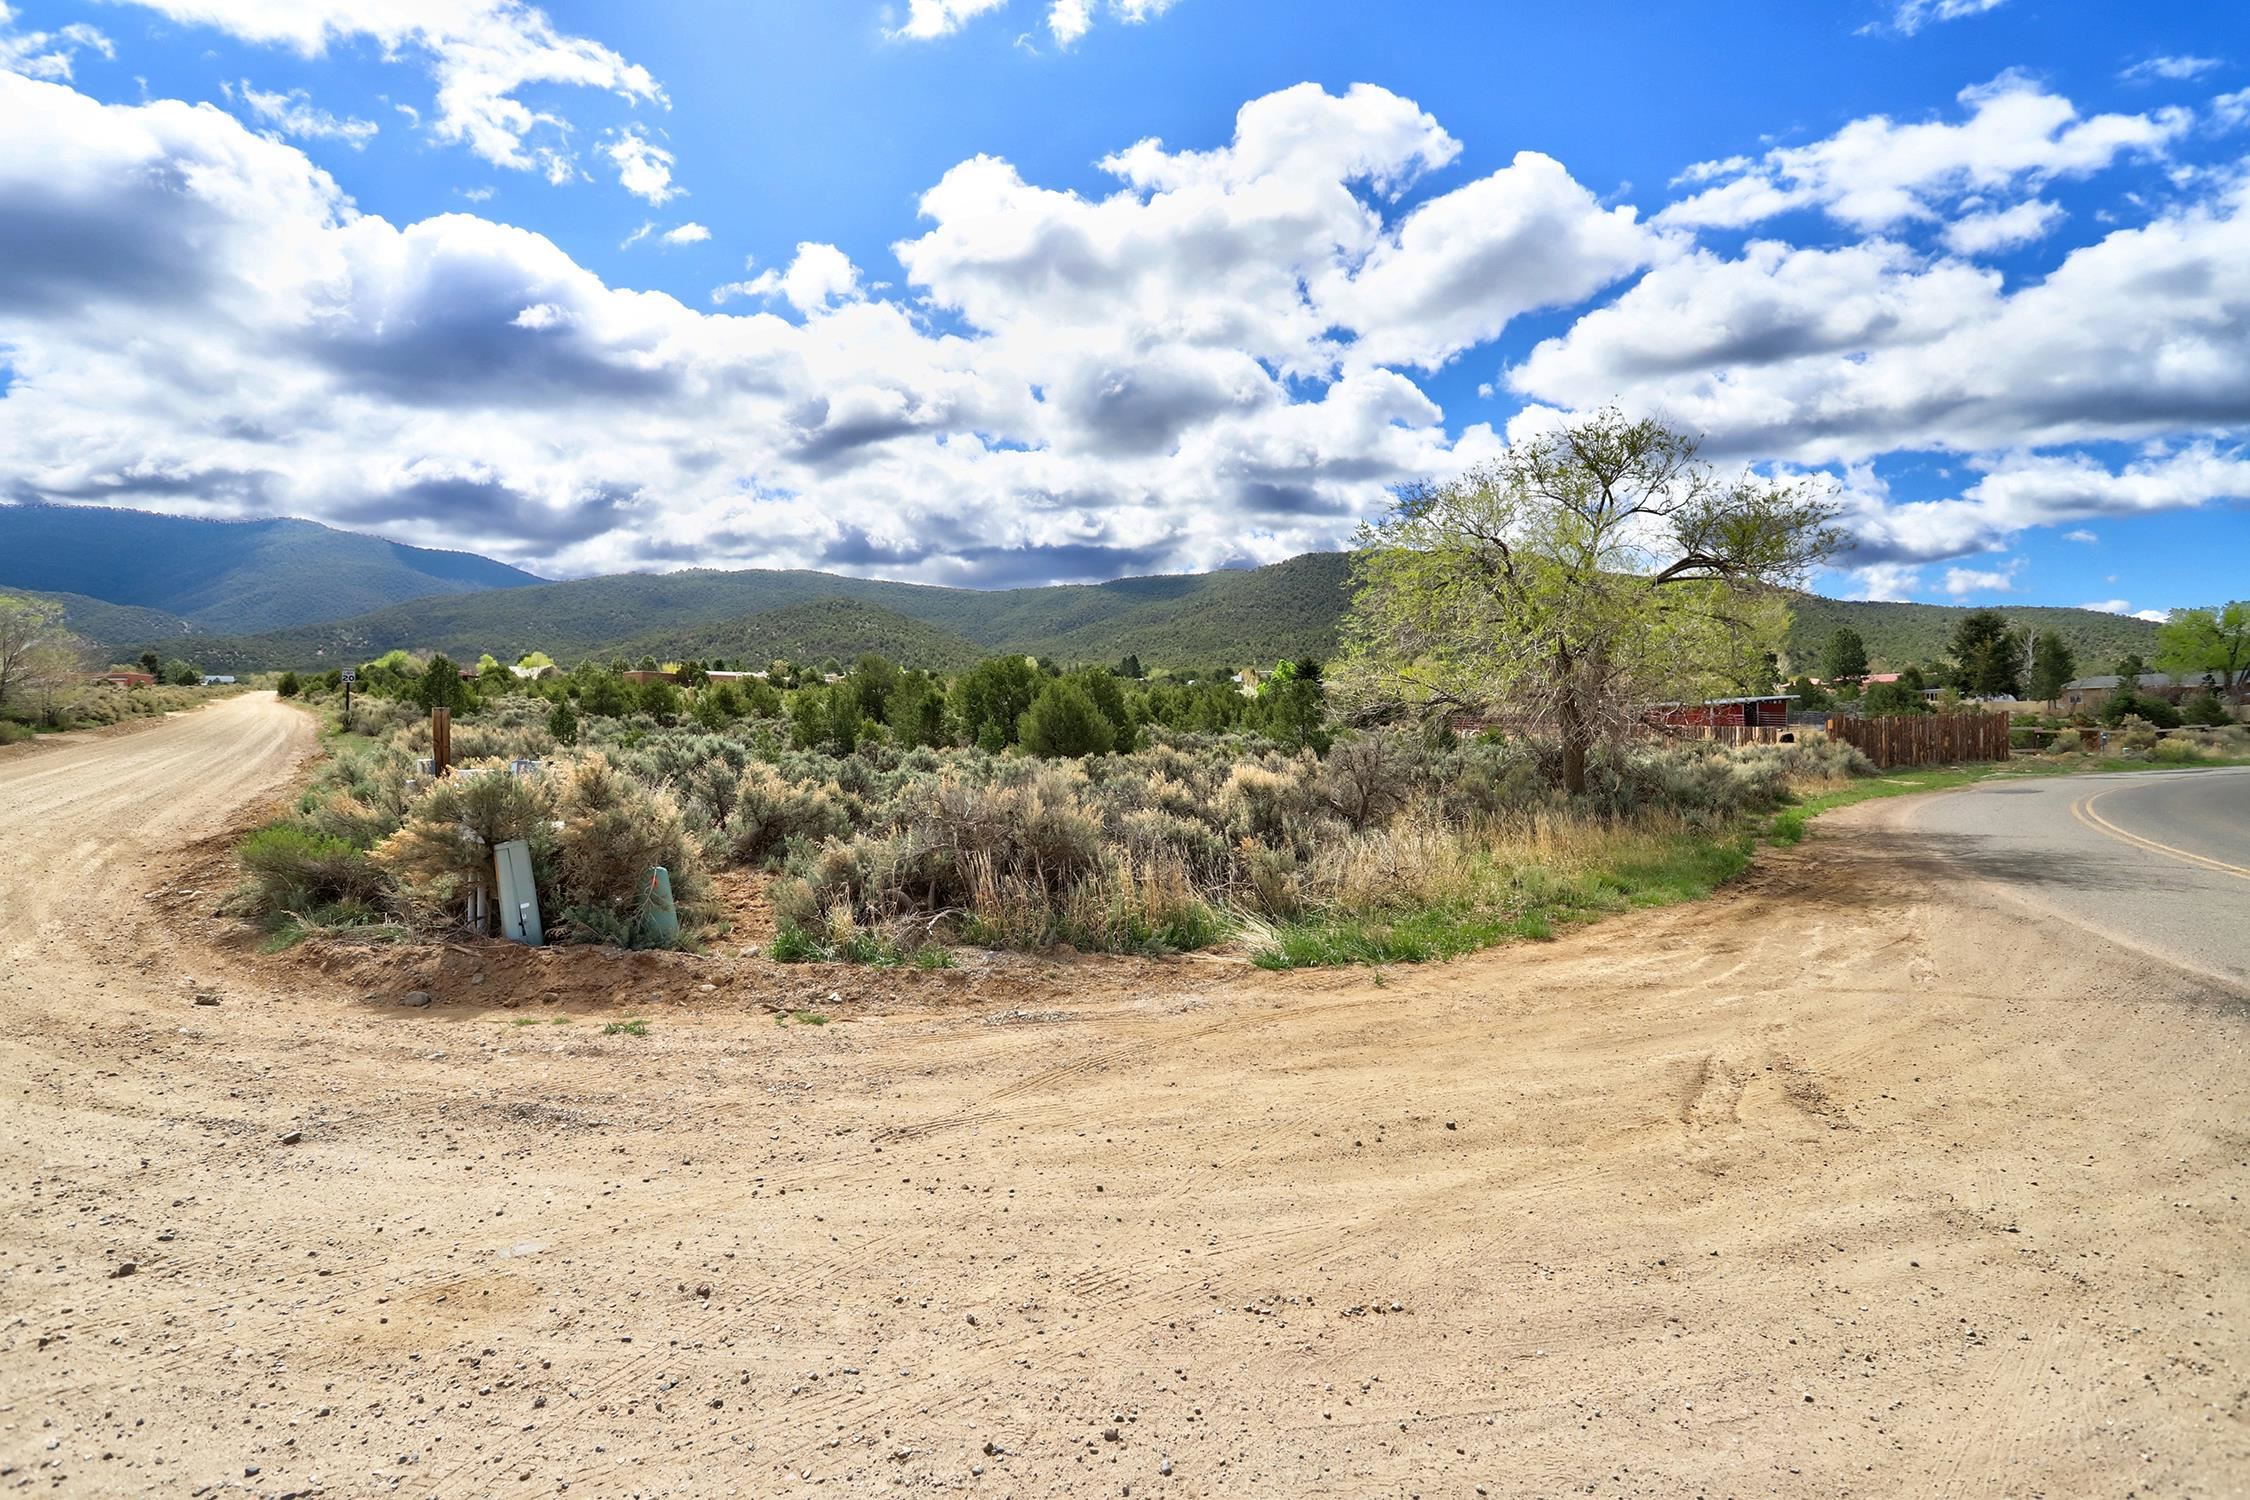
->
1, 693, 2243, 1498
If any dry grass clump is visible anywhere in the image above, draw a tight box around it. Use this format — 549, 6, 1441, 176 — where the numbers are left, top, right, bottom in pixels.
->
747, 730, 1854, 960
236, 721, 718, 948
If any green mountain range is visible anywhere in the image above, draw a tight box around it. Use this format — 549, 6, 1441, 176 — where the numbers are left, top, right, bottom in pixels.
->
0, 503, 540, 636
0, 504, 2170, 678
1782, 594, 2163, 676
134, 552, 1363, 672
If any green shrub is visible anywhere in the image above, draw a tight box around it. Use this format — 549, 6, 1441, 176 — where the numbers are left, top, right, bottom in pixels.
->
2047, 728, 2083, 755
275, 671, 300, 698
374, 760, 553, 907
235, 821, 393, 921
1017, 679, 1116, 758
770, 924, 829, 962
730, 763, 848, 866
552, 754, 714, 947
2182, 692, 2231, 727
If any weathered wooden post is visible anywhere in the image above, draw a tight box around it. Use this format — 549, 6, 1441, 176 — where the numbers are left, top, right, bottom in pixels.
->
431, 706, 452, 777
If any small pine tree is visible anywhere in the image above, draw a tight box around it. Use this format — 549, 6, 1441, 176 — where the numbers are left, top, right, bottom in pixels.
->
275, 670, 301, 698
416, 654, 469, 712
1822, 627, 1869, 682
548, 700, 580, 746
2182, 690, 2230, 727
1018, 680, 1116, 758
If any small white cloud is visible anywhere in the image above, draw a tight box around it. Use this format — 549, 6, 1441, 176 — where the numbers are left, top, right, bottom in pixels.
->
1881, 0, 2007, 37
888, 0, 1010, 40
2063, 528, 2098, 543
713, 242, 863, 314
2120, 55, 2222, 83
897, 0, 1179, 45
232, 80, 378, 148
660, 221, 710, 246
2131, 608, 2168, 623
2078, 598, 2130, 613
512, 302, 571, 330
1661, 73, 2186, 233
620, 220, 654, 249
1849, 562, 1923, 601
606, 127, 679, 204
1048, 0, 1091, 45
1942, 559, 2020, 596
460, 184, 494, 202
1943, 198, 2063, 255
100, 0, 663, 177
0, 3, 113, 81
394, 101, 420, 126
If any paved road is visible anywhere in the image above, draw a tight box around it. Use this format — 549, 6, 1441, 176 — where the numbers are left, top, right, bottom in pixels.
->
1894, 765, 2250, 988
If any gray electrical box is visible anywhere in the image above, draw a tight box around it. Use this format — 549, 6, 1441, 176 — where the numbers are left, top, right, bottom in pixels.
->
495, 838, 544, 946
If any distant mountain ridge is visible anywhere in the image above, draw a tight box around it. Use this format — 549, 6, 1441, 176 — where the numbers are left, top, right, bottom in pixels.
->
0, 504, 541, 637
0, 502, 2167, 677
141, 543, 2163, 679
154, 552, 1361, 672
1782, 594, 2163, 676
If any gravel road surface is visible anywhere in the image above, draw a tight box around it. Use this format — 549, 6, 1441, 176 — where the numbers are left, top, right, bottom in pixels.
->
1, 697, 2243, 1498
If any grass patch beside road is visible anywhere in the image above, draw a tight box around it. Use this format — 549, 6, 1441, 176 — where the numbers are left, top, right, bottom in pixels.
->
1249, 817, 1757, 971
1255, 748, 2250, 973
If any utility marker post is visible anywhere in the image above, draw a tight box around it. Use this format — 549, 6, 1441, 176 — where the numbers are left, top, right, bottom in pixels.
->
431, 706, 451, 777
341, 666, 355, 732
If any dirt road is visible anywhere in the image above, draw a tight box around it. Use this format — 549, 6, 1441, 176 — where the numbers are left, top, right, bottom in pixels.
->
3, 694, 2244, 1498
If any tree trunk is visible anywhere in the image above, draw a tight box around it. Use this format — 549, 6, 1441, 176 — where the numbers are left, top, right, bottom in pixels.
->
1558, 692, 1588, 796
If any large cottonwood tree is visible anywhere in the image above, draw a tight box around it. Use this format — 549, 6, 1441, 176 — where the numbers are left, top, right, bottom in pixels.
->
1336, 410, 1845, 793
2155, 602, 2248, 706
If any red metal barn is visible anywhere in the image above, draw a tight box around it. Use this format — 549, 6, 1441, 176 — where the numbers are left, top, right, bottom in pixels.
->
1646, 695, 1795, 730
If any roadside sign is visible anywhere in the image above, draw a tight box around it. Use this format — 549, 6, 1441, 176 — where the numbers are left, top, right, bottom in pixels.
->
341, 668, 357, 683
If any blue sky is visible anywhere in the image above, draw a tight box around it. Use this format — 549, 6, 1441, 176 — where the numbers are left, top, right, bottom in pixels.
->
0, 0, 2245, 615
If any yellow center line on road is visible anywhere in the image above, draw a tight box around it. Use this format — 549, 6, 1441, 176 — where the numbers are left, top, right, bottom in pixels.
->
2071, 784, 2250, 881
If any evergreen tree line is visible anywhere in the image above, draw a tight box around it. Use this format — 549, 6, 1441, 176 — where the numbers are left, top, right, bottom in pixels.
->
310, 648, 1334, 757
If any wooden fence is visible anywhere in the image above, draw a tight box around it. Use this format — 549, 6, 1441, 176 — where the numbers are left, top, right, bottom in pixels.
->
1826, 711, 2010, 769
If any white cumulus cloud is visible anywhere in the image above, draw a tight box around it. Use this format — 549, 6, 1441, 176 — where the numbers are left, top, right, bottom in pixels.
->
888, 0, 1010, 40
1941, 197, 2062, 255
99, 0, 663, 177
1661, 72, 2186, 232
0, 0, 112, 79
1942, 559, 2020, 596
605, 126, 679, 203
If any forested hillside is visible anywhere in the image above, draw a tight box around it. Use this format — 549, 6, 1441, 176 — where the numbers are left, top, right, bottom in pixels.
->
102, 516, 2168, 680
621, 599, 989, 672
1783, 594, 2161, 674
0, 504, 539, 638
149, 553, 1359, 671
